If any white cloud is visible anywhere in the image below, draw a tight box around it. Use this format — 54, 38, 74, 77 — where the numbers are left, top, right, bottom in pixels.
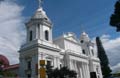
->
0, 0, 26, 64
111, 63, 120, 73
100, 35, 120, 72
93, 34, 120, 72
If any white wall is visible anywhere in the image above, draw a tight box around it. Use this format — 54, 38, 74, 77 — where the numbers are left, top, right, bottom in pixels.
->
64, 40, 82, 53
54, 37, 82, 54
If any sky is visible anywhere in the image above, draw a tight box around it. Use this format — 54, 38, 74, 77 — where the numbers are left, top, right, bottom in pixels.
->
0, 0, 120, 72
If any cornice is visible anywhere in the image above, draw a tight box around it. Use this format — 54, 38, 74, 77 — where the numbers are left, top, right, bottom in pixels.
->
19, 43, 61, 53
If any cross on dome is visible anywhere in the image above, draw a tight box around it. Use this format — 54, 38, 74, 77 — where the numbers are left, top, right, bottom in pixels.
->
80, 24, 85, 33
38, 0, 43, 8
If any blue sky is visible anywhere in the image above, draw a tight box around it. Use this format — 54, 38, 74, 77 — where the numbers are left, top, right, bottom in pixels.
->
17, 0, 119, 39
17, 0, 120, 71
0, 0, 120, 72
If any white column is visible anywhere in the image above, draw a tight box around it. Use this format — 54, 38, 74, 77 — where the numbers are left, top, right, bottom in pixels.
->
77, 63, 80, 78
85, 64, 90, 78
86, 64, 90, 78
50, 28, 52, 42
38, 24, 40, 39
84, 64, 87, 78
99, 65, 103, 78
74, 60, 77, 71
32, 56, 36, 77
35, 24, 38, 39
26, 27, 29, 42
69, 60, 72, 70
82, 62, 85, 78
53, 57, 57, 68
70, 60, 74, 70
19, 57, 26, 77
75, 61, 77, 72
72, 60, 75, 71
40, 25, 43, 40
80, 67, 83, 78
56, 57, 60, 69
82, 63, 89, 78
72, 60, 74, 70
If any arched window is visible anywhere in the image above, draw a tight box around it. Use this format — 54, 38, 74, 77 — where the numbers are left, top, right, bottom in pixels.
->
91, 49, 94, 56
81, 40, 84, 43
29, 30, 33, 41
45, 30, 49, 41
82, 49, 85, 54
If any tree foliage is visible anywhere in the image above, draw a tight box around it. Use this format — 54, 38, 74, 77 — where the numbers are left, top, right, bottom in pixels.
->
0, 61, 17, 77
113, 72, 120, 77
46, 65, 77, 78
110, 0, 120, 31
96, 37, 112, 78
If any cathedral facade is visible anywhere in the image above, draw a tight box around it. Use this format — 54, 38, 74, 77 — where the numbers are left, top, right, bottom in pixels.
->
19, 1, 103, 78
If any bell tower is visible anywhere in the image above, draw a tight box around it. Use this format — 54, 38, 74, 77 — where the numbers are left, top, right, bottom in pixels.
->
19, 0, 55, 77
80, 32, 90, 55
26, 0, 53, 43
80, 32, 95, 56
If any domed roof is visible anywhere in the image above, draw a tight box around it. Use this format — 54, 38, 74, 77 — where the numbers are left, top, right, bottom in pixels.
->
81, 32, 88, 37
31, 7, 51, 23
26, 0, 52, 26
32, 8, 46, 18
80, 32, 90, 42
0, 55, 9, 67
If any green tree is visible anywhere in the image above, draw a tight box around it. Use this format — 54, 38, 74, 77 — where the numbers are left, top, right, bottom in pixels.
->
0, 61, 4, 76
110, 0, 120, 32
68, 70, 77, 78
3, 70, 17, 77
46, 64, 54, 78
46, 65, 77, 78
52, 68, 60, 78
0, 61, 17, 77
54, 67, 77, 78
96, 37, 112, 78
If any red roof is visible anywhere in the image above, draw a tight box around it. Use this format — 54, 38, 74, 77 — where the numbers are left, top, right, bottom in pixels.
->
4, 64, 19, 70
0, 55, 9, 67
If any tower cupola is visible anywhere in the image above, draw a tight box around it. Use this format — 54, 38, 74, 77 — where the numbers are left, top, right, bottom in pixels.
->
80, 32, 90, 55
80, 32, 90, 42
25, 0, 53, 43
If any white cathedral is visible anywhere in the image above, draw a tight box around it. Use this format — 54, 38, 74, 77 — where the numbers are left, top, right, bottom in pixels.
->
19, 0, 103, 78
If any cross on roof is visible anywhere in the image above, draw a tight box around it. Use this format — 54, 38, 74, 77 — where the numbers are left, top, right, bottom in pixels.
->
38, 0, 43, 8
